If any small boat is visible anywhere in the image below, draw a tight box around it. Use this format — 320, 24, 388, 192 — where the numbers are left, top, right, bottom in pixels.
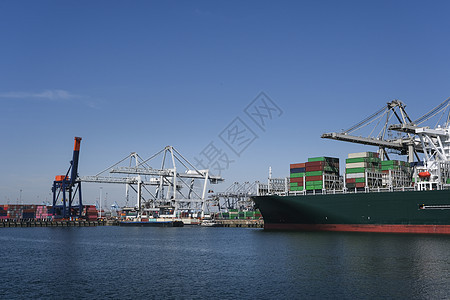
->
119, 217, 184, 227
418, 171, 431, 178
200, 219, 219, 227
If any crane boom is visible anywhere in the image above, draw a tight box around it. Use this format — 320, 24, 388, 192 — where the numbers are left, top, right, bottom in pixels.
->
70, 137, 82, 185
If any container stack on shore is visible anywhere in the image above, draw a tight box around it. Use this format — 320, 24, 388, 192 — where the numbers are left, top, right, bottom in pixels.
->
84, 205, 98, 221
345, 152, 382, 189
0, 205, 6, 220
0, 204, 98, 221
0, 205, 51, 220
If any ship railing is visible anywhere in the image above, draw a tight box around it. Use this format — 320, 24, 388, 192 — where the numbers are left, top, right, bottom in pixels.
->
281, 185, 421, 197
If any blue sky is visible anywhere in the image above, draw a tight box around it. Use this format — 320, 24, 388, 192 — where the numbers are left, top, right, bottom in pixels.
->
1, 0, 450, 205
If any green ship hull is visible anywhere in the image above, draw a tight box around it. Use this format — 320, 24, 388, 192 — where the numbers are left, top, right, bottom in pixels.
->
253, 189, 450, 234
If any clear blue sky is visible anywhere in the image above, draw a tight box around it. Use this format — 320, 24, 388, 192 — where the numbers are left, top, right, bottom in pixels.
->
1, 0, 450, 205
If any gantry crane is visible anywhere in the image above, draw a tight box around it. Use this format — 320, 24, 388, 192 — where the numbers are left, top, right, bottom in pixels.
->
321, 100, 422, 162
51, 137, 83, 218
78, 146, 224, 218
322, 96, 450, 190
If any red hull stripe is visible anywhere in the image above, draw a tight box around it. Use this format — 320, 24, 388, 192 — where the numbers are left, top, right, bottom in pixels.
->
264, 223, 450, 234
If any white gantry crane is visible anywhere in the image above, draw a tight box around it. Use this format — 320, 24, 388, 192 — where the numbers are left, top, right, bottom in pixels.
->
388, 97, 450, 190
322, 97, 450, 191
79, 146, 223, 219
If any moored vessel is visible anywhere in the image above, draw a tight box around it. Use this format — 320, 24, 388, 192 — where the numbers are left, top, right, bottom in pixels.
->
119, 218, 184, 227
253, 98, 450, 234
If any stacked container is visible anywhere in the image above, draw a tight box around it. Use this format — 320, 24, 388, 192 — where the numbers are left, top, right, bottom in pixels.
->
290, 163, 305, 191
345, 152, 381, 188
6, 204, 24, 220
84, 205, 98, 221
229, 209, 239, 219
35, 205, 50, 219
381, 160, 412, 187
381, 160, 409, 171
0, 205, 7, 220
22, 205, 36, 219
305, 157, 340, 191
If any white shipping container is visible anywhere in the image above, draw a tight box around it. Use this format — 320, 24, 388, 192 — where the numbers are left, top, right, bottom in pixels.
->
347, 152, 371, 158
346, 172, 365, 179
346, 162, 370, 168
348, 152, 377, 158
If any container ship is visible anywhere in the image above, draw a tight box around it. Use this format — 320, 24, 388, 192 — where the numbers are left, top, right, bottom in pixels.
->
253, 99, 450, 234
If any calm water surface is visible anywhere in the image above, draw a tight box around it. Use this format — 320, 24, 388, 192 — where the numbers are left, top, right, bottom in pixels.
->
0, 226, 449, 299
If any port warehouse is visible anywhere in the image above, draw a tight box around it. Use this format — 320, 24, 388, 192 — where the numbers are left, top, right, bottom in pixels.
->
0, 204, 262, 222
288, 151, 434, 193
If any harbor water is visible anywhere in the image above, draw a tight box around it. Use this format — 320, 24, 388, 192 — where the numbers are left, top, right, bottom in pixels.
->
1, 227, 449, 299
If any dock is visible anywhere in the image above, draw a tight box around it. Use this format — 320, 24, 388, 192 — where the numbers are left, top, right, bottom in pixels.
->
0, 220, 106, 227
215, 219, 264, 228
0, 219, 263, 228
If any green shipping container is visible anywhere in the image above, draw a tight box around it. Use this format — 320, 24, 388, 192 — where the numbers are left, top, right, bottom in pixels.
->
308, 156, 339, 163
308, 156, 327, 162
305, 180, 322, 186
290, 172, 305, 178
305, 185, 323, 191
290, 186, 304, 191
446, 178, 450, 184
381, 160, 403, 166
306, 171, 323, 176
381, 165, 400, 171
345, 157, 381, 164
346, 167, 367, 174
290, 182, 298, 187
355, 178, 365, 183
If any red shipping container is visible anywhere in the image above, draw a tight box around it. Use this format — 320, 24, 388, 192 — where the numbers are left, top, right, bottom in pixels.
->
306, 165, 324, 172
346, 178, 356, 183
356, 183, 365, 188
290, 177, 304, 183
305, 161, 324, 168
290, 163, 306, 169
305, 175, 323, 182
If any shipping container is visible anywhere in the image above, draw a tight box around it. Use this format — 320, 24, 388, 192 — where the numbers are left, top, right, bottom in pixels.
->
290, 177, 304, 183
290, 163, 306, 169
290, 167, 306, 173
290, 186, 304, 191
305, 175, 323, 182
346, 172, 366, 179
306, 171, 323, 177
347, 152, 379, 159
345, 157, 380, 164
290, 172, 305, 178
345, 162, 373, 169
346, 167, 367, 174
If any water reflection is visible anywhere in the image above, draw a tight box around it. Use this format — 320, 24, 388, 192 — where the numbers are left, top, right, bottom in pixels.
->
1, 228, 449, 299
